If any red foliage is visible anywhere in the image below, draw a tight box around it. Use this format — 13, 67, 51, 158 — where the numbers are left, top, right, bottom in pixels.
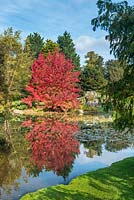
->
23, 118, 80, 177
22, 51, 80, 111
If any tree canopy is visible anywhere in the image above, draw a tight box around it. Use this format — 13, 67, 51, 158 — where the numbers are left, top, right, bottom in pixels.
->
105, 60, 124, 82
22, 51, 80, 112
92, 0, 134, 129
91, 0, 134, 65
81, 51, 107, 91
42, 39, 60, 57
0, 27, 32, 112
57, 31, 80, 71
24, 32, 44, 58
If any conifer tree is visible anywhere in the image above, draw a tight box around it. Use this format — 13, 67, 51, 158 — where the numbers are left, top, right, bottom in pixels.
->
57, 31, 80, 71
24, 32, 44, 58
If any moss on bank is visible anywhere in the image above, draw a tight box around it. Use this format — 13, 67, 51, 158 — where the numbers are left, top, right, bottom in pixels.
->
20, 157, 134, 200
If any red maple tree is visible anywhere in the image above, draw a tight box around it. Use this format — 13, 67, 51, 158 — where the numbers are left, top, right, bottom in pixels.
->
22, 51, 80, 111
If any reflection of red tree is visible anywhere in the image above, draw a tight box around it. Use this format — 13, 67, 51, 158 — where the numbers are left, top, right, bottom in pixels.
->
22, 119, 80, 177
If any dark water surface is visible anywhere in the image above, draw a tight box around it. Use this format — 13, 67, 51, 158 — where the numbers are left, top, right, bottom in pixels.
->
0, 115, 134, 200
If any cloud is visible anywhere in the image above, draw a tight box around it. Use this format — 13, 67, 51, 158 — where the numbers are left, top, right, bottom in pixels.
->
0, 0, 34, 14
74, 35, 109, 53
0, 0, 114, 63
74, 35, 114, 63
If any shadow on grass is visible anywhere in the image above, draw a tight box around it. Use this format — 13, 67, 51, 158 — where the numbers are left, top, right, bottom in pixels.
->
85, 157, 134, 199
24, 186, 98, 200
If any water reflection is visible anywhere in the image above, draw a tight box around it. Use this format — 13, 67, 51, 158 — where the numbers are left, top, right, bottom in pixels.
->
83, 139, 103, 158
0, 117, 31, 198
0, 116, 80, 197
77, 122, 134, 158
0, 151, 23, 194
22, 118, 80, 179
0, 115, 133, 200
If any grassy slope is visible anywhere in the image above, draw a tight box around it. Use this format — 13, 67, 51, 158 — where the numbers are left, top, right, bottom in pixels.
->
20, 157, 134, 200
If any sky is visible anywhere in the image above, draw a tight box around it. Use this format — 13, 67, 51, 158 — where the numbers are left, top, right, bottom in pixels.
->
0, 0, 133, 65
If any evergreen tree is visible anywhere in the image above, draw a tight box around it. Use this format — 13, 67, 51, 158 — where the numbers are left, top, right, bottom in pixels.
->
57, 31, 80, 71
24, 32, 44, 58
81, 51, 107, 91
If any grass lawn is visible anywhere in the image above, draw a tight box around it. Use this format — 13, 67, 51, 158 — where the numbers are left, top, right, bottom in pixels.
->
20, 157, 134, 200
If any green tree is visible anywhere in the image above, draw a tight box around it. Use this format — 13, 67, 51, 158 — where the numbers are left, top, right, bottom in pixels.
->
0, 27, 32, 113
42, 39, 60, 57
105, 60, 124, 82
103, 69, 134, 130
91, 0, 134, 129
91, 0, 134, 65
57, 31, 80, 71
80, 51, 107, 91
24, 32, 44, 58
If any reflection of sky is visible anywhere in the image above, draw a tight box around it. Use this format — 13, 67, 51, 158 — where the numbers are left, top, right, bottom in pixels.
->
76, 144, 134, 166
2, 144, 134, 200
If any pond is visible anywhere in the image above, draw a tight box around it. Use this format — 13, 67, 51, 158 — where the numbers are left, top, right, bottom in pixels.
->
0, 114, 134, 200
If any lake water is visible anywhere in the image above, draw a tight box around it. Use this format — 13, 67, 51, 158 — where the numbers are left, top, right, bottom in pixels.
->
0, 115, 134, 200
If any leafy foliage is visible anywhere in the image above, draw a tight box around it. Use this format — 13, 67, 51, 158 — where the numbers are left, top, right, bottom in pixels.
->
91, 0, 134, 65
0, 27, 32, 111
22, 51, 80, 111
42, 39, 60, 57
104, 60, 124, 82
57, 31, 81, 71
11, 100, 28, 110
102, 60, 133, 130
104, 68, 134, 130
92, 0, 134, 129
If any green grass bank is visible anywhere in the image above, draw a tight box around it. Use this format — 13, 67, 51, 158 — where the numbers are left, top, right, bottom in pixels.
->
20, 157, 134, 200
